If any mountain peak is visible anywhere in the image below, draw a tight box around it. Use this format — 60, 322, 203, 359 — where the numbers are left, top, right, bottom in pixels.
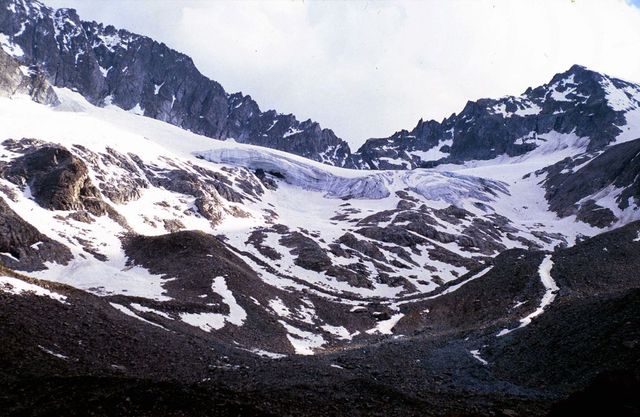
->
356, 64, 640, 169
546, 64, 607, 90
568, 63, 589, 73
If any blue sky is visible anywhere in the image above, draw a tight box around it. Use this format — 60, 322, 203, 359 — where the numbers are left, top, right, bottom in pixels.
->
44, 0, 640, 147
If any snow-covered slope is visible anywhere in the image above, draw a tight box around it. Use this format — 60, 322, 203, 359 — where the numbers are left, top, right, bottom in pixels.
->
0, 85, 638, 356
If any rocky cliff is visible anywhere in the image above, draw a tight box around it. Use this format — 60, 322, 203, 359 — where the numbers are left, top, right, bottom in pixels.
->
0, 0, 354, 166
356, 64, 640, 169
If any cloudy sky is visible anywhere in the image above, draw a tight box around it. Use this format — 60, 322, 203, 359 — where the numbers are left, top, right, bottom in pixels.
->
44, 0, 640, 148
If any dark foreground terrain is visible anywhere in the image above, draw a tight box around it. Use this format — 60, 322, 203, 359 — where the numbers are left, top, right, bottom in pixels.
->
2, 222, 639, 417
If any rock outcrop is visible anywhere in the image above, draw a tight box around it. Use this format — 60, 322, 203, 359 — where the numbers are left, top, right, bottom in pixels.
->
0, 196, 71, 270
0, 47, 57, 104
540, 137, 640, 228
2, 142, 111, 215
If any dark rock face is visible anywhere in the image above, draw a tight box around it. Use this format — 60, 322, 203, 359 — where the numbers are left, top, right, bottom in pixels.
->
279, 231, 332, 272
1, 143, 111, 216
2, 0, 638, 172
540, 137, 640, 227
338, 232, 387, 262
0, 196, 72, 270
4, 0, 637, 172
355, 65, 639, 169
0, 0, 354, 167
124, 231, 256, 291
0, 47, 57, 104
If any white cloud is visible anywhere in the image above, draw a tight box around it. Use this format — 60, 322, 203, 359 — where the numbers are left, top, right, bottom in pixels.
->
43, 0, 640, 148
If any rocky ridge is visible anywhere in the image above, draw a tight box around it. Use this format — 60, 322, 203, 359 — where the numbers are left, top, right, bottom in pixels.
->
0, 0, 354, 166
355, 64, 640, 169
2, 0, 640, 171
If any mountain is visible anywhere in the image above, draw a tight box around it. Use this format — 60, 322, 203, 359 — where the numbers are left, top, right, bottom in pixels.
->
0, 0, 354, 166
0, 0, 639, 415
0, 65, 638, 415
2, 0, 640, 173
356, 64, 640, 169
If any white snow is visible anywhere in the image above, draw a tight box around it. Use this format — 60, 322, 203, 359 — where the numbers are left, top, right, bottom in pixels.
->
249, 349, 287, 359
180, 311, 226, 332
283, 127, 303, 138
279, 320, 326, 355
601, 76, 640, 112
179, 311, 225, 331
0, 252, 20, 262
0, 275, 67, 303
497, 254, 558, 336
99, 66, 111, 77
14, 22, 26, 37
38, 345, 68, 360
179, 276, 246, 332
548, 75, 584, 102
130, 303, 173, 319
0, 33, 24, 57
95, 32, 125, 52
211, 275, 246, 326
18, 212, 173, 301
470, 349, 488, 365
110, 302, 167, 329
129, 103, 144, 115
365, 313, 404, 335
410, 139, 452, 162
269, 297, 293, 318
321, 324, 358, 340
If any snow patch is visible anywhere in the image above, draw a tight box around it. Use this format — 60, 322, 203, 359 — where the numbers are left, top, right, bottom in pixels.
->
249, 349, 287, 359
130, 303, 173, 319
180, 276, 246, 331
38, 345, 68, 360
497, 254, 558, 336
0, 276, 67, 303
470, 349, 488, 365
321, 324, 358, 340
279, 320, 326, 355
410, 139, 452, 162
129, 103, 144, 116
0, 33, 24, 57
365, 313, 404, 335
110, 303, 167, 330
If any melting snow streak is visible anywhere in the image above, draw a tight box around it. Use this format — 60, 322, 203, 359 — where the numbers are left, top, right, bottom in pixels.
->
497, 254, 558, 336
